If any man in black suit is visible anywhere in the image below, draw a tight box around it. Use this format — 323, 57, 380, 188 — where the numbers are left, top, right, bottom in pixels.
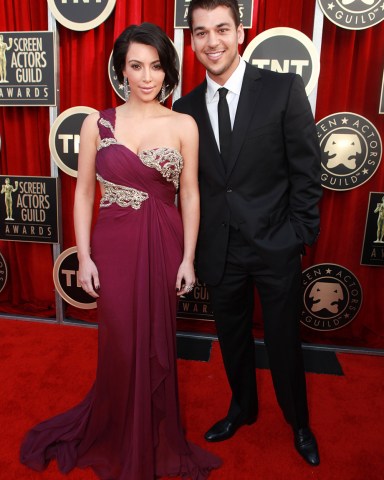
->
173, 0, 322, 466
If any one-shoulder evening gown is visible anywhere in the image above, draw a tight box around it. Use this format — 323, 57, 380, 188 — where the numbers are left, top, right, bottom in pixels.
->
20, 108, 221, 479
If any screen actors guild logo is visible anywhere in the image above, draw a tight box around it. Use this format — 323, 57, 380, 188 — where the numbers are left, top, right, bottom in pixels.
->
174, 0, 253, 28
301, 263, 362, 331
0, 32, 56, 106
1, 178, 18, 220
177, 278, 214, 321
318, 0, 384, 30
374, 196, 384, 243
0, 250, 8, 294
108, 53, 125, 101
0, 176, 59, 243
317, 112, 382, 191
361, 192, 384, 266
0, 35, 12, 83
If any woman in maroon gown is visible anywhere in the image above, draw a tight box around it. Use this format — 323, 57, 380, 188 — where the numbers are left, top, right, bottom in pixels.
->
20, 23, 221, 479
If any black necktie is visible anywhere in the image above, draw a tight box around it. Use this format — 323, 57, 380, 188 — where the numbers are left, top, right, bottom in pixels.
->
217, 87, 232, 169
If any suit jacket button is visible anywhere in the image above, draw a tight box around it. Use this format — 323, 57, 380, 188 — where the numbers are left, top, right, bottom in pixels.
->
226, 187, 232, 193
221, 222, 227, 227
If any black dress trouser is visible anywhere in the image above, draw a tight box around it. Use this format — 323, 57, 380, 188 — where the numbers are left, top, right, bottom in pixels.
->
207, 227, 309, 431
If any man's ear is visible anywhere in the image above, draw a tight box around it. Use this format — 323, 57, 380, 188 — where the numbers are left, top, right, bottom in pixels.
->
237, 23, 245, 46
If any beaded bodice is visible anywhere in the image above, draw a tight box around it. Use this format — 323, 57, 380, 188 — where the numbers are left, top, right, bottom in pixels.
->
97, 115, 183, 190
96, 174, 149, 210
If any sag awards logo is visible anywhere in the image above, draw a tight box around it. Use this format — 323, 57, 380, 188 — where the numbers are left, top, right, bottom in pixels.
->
373, 196, 384, 244
173, 0, 253, 28
301, 263, 363, 331
0, 32, 56, 106
317, 0, 384, 30
108, 53, 125, 101
177, 278, 214, 321
47, 0, 116, 32
1, 177, 18, 222
316, 112, 382, 191
49, 106, 97, 177
0, 176, 59, 243
242, 27, 320, 95
361, 192, 384, 266
53, 246, 97, 309
0, 251, 8, 294
0, 34, 12, 82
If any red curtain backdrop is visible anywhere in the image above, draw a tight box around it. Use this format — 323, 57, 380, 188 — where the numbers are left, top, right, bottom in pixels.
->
304, 20, 384, 349
0, 2, 55, 317
0, 0, 383, 348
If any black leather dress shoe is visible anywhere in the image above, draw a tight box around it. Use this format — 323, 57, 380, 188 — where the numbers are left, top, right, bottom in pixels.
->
204, 415, 256, 442
294, 427, 320, 466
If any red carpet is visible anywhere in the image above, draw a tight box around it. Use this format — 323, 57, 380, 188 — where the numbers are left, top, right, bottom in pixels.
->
1, 319, 383, 480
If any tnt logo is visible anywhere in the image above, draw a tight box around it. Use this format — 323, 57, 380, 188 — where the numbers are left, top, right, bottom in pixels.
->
49, 106, 97, 177
242, 27, 320, 95
53, 246, 97, 309
249, 59, 309, 76
301, 263, 362, 331
47, 0, 116, 31
58, 133, 80, 154
60, 0, 102, 3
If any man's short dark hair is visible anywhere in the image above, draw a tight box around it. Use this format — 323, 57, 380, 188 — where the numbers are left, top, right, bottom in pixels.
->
187, 0, 241, 30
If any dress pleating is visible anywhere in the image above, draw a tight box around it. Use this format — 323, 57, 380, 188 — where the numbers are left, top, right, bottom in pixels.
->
20, 108, 222, 479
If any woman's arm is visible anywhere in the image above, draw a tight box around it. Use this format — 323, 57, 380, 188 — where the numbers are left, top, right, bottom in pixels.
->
73, 112, 100, 298
175, 114, 200, 296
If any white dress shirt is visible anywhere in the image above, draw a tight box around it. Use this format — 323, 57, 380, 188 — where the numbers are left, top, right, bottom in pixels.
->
205, 57, 246, 152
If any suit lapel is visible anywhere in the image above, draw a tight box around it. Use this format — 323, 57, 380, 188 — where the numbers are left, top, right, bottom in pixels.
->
193, 81, 226, 179
226, 64, 262, 178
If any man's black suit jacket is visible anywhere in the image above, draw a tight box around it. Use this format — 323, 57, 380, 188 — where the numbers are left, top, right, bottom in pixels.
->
173, 64, 322, 286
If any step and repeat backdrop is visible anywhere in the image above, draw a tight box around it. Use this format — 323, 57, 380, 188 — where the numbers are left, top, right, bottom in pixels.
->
0, 0, 383, 349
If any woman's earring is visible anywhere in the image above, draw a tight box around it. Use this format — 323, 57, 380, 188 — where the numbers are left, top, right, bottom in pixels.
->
123, 77, 130, 101
159, 84, 166, 103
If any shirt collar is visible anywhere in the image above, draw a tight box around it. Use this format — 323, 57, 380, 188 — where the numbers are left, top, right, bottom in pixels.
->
206, 56, 246, 103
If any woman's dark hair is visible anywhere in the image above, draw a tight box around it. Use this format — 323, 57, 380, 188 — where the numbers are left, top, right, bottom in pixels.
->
113, 23, 179, 101
187, 0, 241, 30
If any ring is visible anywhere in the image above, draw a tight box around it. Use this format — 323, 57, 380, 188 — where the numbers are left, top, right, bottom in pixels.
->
185, 284, 194, 293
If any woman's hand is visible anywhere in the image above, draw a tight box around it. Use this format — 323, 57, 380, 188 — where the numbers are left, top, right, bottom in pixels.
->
176, 260, 196, 297
78, 257, 100, 298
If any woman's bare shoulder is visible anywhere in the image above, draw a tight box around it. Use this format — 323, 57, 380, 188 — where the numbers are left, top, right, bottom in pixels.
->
83, 111, 100, 125
168, 109, 197, 131
81, 111, 100, 136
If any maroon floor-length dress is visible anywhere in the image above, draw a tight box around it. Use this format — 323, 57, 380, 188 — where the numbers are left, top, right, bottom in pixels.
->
20, 108, 221, 479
